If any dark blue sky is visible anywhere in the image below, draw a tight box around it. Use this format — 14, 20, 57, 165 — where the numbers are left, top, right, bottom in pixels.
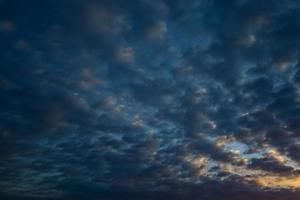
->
1, 0, 300, 199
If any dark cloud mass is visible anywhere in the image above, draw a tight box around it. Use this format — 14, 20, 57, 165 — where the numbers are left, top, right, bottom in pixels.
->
1, 0, 300, 199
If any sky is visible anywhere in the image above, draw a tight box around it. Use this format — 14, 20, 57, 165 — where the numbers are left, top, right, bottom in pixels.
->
1, 0, 300, 199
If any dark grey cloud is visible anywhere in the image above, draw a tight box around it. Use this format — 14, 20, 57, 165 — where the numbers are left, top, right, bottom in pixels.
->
248, 157, 295, 173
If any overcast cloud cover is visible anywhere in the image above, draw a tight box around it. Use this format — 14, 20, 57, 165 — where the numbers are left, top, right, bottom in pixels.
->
1, 0, 300, 199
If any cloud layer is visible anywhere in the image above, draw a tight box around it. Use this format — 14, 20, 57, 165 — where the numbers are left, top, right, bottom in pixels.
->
1, 0, 300, 199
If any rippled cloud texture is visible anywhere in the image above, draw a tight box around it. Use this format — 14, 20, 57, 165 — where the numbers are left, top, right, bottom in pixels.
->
1, 0, 300, 199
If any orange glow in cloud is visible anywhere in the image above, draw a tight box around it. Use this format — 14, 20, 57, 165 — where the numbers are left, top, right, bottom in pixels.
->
256, 175, 300, 189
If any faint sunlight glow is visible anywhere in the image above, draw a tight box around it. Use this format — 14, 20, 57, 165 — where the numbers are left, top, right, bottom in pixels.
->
256, 175, 300, 189
267, 149, 286, 163
185, 154, 208, 176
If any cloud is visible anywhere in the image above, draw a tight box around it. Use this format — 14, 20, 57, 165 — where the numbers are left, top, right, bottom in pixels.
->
85, 4, 130, 35
0, 20, 14, 32
145, 21, 167, 40
256, 175, 300, 189
115, 47, 135, 63
1, 0, 300, 199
